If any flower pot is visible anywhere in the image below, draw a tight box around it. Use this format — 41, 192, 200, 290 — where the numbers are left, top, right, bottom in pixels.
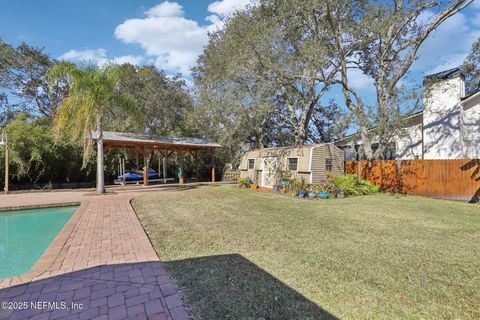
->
280, 188, 286, 194
251, 183, 258, 190
308, 192, 317, 199
298, 191, 306, 198
319, 192, 329, 199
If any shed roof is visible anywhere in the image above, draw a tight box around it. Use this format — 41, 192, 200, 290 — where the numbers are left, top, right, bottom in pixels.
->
91, 131, 221, 150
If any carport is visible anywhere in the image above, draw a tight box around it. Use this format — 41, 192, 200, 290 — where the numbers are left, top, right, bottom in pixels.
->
91, 131, 221, 186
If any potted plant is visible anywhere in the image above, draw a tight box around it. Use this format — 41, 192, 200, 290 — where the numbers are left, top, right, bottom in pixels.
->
281, 171, 292, 195
307, 185, 317, 199
288, 177, 298, 196
330, 186, 345, 198
317, 183, 330, 199
297, 177, 308, 198
271, 167, 281, 193
237, 176, 251, 188
250, 173, 258, 190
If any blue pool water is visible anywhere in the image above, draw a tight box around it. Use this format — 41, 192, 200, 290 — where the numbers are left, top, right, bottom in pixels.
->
0, 205, 77, 279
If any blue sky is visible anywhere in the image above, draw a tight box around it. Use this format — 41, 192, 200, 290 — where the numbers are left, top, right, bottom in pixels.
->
1, 0, 480, 103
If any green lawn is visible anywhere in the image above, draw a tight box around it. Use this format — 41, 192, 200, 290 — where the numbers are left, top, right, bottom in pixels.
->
132, 184, 480, 320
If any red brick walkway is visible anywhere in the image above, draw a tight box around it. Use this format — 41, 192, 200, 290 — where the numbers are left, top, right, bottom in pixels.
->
0, 188, 191, 320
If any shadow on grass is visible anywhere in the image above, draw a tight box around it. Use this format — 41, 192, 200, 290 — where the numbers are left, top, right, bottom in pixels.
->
110, 182, 227, 194
165, 254, 337, 320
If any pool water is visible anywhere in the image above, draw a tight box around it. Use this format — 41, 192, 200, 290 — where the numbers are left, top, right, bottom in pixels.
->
0, 205, 77, 279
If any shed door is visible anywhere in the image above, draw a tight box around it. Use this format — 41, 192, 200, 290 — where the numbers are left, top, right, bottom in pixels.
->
261, 157, 278, 188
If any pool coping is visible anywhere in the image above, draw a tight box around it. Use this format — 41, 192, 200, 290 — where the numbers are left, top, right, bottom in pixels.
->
0, 201, 81, 212
0, 202, 85, 288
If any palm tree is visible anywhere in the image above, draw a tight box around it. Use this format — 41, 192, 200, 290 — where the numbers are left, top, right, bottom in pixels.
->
48, 62, 142, 194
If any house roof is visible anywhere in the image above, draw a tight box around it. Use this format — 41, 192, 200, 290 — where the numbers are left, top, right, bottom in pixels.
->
246, 143, 335, 153
461, 90, 480, 104
334, 110, 424, 145
91, 131, 222, 149
424, 67, 464, 83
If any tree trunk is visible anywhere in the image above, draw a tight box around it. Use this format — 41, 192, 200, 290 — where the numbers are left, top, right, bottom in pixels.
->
294, 125, 307, 145
359, 124, 375, 160
96, 118, 106, 194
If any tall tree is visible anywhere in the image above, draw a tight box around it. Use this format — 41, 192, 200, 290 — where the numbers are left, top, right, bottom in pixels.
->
0, 38, 19, 124
463, 38, 480, 96
115, 65, 193, 135
48, 62, 142, 194
309, 101, 351, 143
0, 38, 65, 120
195, 0, 339, 146
322, 0, 472, 159
12, 44, 66, 117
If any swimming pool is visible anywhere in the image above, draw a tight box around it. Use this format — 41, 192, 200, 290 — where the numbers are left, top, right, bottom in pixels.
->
0, 205, 77, 279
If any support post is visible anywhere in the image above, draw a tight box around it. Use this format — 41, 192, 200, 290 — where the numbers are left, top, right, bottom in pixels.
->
4, 147, 8, 194
143, 145, 149, 187
163, 150, 167, 184
122, 158, 126, 186
178, 150, 184, 184
158, 152, 161, 181
195, 151, 199, 182
210, 149, 215, 182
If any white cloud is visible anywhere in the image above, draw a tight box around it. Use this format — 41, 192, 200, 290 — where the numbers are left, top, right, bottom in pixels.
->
347, 68, 375, 91
59, 49, 108, 65
146, 1, 183, 17
114, 2, 209, 74
412, 10, 480, 75
112, 55, 145, 65
207, 0, 255, 17
113, 1, 257, 74
59, 48, 144, 66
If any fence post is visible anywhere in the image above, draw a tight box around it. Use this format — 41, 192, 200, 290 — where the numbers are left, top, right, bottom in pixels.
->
357, 160, 362, 180
396, 159, 402, 193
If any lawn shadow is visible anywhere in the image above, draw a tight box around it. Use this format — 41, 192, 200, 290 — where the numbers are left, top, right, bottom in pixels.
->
111, 182, 227, 194
165, 254, 337, 320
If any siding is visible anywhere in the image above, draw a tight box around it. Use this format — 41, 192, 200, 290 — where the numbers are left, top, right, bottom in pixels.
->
311, 144, 344, 184
462, 98, 480, 159
240, 144, 344, 186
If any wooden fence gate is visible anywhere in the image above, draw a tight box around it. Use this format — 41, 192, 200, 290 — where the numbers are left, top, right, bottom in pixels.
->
345, 159, 480, 202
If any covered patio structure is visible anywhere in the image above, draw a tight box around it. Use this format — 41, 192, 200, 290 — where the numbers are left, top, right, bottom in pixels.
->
92, 131, 222, 186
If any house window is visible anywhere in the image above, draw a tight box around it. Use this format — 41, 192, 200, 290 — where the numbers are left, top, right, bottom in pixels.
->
287, 158, 298, 171
248, 159, 255, 170
325, 158, 333, 172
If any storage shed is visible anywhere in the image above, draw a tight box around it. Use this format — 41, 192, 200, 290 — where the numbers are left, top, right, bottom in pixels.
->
239, 143, 344, 187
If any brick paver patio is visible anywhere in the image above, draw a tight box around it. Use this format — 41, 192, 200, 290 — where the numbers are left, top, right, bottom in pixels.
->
0, 187, 192, 320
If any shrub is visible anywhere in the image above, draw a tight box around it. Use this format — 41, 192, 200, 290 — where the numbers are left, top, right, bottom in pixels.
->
313, 183, 332, 193
289, 177, 309, 195
333, 174, 380, 196
237, 176, 251, 188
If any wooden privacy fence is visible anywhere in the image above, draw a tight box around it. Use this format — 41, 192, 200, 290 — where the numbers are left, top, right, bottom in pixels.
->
345, 159, 480, 202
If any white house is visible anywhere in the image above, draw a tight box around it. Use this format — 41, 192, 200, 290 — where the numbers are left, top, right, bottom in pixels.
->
335, 67, 480, 160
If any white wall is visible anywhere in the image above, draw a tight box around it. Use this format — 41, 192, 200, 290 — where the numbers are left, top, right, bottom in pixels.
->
423, 77, 464, 159
461, 94, 480, 159
395, 123, 423, 160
